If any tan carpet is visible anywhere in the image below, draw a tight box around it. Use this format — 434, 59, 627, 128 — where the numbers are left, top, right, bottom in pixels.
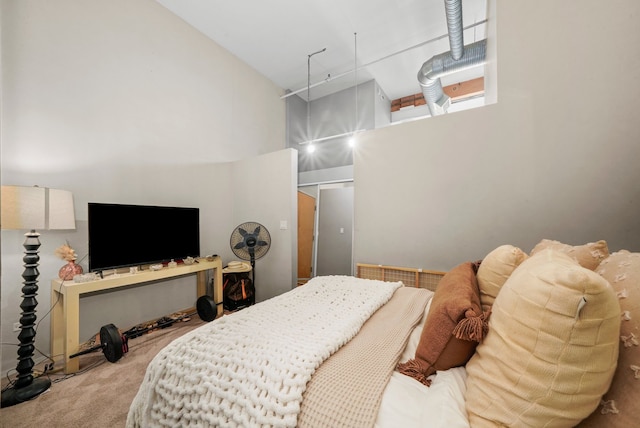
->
1, 317, 206, 428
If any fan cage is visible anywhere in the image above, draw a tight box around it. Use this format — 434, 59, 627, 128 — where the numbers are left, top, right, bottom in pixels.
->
230, 222, 271, 261
356, 263, 446, 292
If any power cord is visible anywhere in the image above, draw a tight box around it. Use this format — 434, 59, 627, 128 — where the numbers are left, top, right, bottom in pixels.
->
50, 358, 107, 384
35, 251, 88, 334
4, 251, 201, 387
2, 251, 89, 388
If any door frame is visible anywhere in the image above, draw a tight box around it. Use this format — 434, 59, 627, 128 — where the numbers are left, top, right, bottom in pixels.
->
298, 180, 354, 278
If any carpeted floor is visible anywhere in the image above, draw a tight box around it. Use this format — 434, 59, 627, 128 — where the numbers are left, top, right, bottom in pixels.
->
0, 317, 206, 428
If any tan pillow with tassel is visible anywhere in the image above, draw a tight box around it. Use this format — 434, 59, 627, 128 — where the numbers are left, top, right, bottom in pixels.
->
397, 261, 487, 386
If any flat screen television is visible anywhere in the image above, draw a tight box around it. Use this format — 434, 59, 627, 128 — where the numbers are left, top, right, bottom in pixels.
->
88, 202, 200, 272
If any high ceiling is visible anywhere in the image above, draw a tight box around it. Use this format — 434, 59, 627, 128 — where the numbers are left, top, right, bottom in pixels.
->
155, 0, 488, 102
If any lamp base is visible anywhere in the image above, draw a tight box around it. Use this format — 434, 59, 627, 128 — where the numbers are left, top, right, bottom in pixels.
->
1, 377, 51, 408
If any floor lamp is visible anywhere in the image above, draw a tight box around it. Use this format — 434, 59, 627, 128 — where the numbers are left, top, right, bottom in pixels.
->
1, 185, 76, 408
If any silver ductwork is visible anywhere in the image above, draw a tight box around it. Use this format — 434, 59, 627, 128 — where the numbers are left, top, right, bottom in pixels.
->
418, 39, 486, 115
419, 0, 486, 116
445, 0, 464, 60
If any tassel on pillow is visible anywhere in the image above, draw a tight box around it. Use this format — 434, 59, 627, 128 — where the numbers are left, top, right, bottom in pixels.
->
396, 359, 433, 386
452, 309, 488, 342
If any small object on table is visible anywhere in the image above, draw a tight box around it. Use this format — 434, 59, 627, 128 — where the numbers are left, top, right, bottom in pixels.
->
55, 243, 83, 280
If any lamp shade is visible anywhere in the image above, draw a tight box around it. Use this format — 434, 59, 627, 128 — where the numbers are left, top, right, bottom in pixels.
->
1, 185, 76, 231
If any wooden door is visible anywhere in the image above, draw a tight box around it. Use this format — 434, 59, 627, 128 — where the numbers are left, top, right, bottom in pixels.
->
297, 191, 316, 283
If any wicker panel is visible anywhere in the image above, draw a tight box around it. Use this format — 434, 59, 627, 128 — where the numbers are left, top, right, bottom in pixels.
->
356, 263, 446, 292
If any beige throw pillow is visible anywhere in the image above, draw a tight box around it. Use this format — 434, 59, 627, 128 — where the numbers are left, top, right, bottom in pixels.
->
476, 245, 528, 313
578, 250, 640, 427
465, 249, 620, 427
530, 238, 609, 270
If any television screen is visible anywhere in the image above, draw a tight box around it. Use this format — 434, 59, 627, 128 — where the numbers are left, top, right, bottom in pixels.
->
88, 202, 200, 272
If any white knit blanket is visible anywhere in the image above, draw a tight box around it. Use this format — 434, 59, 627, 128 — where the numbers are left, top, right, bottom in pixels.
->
126, 275, 401, 428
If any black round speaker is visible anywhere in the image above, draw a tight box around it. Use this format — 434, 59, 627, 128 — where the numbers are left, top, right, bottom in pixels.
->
196, 295, 217, 322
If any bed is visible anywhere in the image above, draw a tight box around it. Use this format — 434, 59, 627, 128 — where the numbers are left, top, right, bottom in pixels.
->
127, 239, 640, 428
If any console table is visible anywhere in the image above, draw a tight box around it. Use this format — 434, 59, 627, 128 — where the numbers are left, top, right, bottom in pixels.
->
50, 256, 222, 374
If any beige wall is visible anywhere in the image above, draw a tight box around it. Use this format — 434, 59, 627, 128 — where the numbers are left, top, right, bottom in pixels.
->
3, 0, 639, 376
354, 0, 640, 270
230, 149, 299, 301
0, 0, 287, 373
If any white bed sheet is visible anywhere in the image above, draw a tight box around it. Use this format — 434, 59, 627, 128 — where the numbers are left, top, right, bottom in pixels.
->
375, 299, 471, 428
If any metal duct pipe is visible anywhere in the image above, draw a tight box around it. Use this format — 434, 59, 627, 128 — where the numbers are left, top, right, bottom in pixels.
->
418, 39, 486, 116
419, 0, 485, 116
445, 0, 464, 60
